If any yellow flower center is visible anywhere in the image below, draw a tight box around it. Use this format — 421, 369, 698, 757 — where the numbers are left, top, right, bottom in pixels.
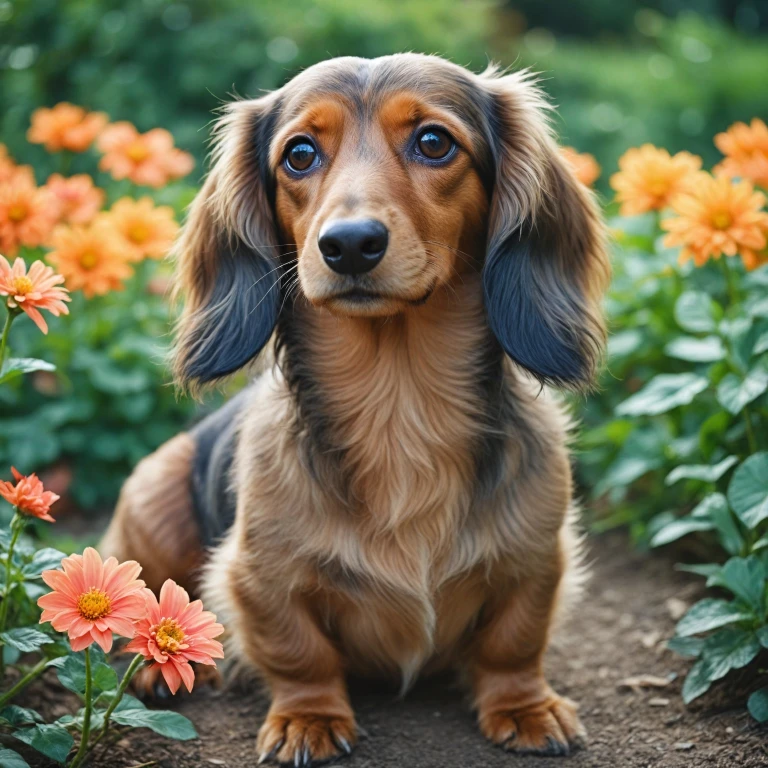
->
648, 179, 669, 197
12, 276, 34, 296
8, 203, 28, 222
153, 618, 185, 655
129, 224, 149, 244
80, 251, 98, 270
712, 212, 732, 230
77, 588, 111, 621
126, 142, 149, 162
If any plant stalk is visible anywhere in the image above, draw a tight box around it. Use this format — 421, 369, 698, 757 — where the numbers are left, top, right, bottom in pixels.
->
0, 512, 24, 679
0, 656, 47, 707
0, 309, 15, 368
69, 647, 93, 768
742, 404, 759, 454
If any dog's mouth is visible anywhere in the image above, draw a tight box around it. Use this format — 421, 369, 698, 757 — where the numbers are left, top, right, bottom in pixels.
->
327, 282, 436, 310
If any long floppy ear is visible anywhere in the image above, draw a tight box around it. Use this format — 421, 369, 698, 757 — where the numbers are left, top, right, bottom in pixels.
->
479, 70, 610, 390
171, 95, 282, 393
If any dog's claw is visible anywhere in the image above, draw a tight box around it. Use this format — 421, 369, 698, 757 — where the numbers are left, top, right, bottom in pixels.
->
303, 745, 311, 766
257, 752, 267, 765
336, 735, 352, 754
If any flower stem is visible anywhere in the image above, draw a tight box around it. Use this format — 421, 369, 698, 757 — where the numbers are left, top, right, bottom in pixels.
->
69, 647, 92, 768
0, 657, 47, 708
743, 404, 759, 454
0, 309, 15, 368
719, 256, 739, 307
87, 653, 144, 754
0, 512, 24, 679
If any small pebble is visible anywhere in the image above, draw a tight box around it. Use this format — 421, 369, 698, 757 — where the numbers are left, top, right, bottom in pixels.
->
674, 742, 695, 751
649, 697, 669, 707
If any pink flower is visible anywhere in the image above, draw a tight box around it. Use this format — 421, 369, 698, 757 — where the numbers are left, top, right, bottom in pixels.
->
0, 466, 59, 522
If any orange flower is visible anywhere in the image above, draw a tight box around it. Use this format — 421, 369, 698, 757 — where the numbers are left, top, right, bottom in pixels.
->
0, 174, 58, 256
610, 144, 702, 215
125, 580, 224, 694
561, 146, 601, 187
0, 256, 70, 334
38, 548, 146, 652
27, 103, 107, 153
48, 224, 133, 298
45, 174, 105, 225
0, 467, 59, 522
97, 122, 194, 188
100, 197, 179, 261
714, 118, 768, 188
662, 173, 768, 270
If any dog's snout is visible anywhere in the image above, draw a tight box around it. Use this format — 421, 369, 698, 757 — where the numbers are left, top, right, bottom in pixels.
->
318, 219, 389, 275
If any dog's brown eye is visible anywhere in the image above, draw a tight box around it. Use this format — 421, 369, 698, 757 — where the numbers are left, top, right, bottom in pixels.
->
416, 128, 454, 160
285, 140, 317, 173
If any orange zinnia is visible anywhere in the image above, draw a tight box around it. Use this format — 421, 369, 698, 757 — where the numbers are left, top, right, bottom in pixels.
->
38, 548, 146, 652
0, 173, 58, 256
610, 144, 702, 216
0, 467, 59, 522
46, 174, 105, 225
101, 197, 179, 261
125, 580, 224, 694
714, 118, 768, 188
561, 146, 601, 187
48, 224, 133, 298
662, 172, 768, 270
0, 255, 70, 334
27, 103, 107, 153
97, 122, 194, 188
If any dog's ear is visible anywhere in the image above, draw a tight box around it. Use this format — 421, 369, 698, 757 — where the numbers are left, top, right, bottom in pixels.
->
479, 70, 610, 390
172, 95, 282, 393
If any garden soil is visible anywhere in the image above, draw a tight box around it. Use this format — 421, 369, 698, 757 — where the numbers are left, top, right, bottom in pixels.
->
17, 533, 768, 767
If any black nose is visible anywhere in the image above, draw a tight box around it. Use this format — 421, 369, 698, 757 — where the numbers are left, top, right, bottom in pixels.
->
318, 219, 388, 275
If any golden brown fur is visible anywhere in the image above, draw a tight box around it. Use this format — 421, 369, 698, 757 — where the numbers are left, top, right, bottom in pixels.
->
101, 53, 610, 764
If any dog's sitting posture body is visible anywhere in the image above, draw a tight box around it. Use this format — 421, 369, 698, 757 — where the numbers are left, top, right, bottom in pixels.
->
100, 53, 610, 765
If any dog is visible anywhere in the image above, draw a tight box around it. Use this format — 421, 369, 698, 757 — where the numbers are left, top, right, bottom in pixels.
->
100, 53, 610, 765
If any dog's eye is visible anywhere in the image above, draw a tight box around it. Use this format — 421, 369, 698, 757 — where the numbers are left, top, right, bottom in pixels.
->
416, 128, 454, 161
285, 140, 318, 173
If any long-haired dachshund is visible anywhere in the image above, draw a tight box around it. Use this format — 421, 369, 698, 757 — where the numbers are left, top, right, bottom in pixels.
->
100, 53, 609, 764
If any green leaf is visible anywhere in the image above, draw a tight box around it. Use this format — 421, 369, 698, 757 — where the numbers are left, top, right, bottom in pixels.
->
728, 452, 768, 529
676, 598, 753, 637
665, 335, 726, 362
0, 358, 56, 384
22, 548, 66, 579
753, 534, 768, 552
55, 652, 110, 695
757, 626, 768, 649
0, 706, 43, 726
0, 627, 53, 653
13, 724, 73, 764
111, 708, 198, 741
0, 747, 30, 768
676, 563, 722, 579
748, 687, 768, 722
705, 496, 746, 557
716, 368, 768, 415
718, 556, 766, 613
675, 291, 718, 333
665, 456, 738, 486
616, 373, 709, 417
666, 636, 704, 658
682, 628, 761, 704
92, 663, 118, 693
650, 518, 713, 548
753, 330, 768, 357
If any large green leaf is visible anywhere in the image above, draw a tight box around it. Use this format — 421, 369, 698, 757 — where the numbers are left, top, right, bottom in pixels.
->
0, 706, 43, 726
718, 556, 766, 614
0, 748, 30, 768
13, 725, 73, 765
0, 358, 56, 385
0, 627, 53, 653
616, 373, 709, 417
665, 456, 738, 485
716, 367, 768, 415
666, 636, 704, 658
728, 452, 768, 529
748, 687, 768, 722
675, 291, 719, 333
111, 708, 198, 741
676, 598, 753, 637
682, 628, 761, 703
664, 335, 726, 362
56, 649, 110, 695
22, 548, 67, 579
651, 518, 713, 548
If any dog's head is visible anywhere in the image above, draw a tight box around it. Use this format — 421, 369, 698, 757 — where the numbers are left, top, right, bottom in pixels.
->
173, 54, 609, 392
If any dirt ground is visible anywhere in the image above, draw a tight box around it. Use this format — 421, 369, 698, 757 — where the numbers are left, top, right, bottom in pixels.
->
15, 533, 768, 768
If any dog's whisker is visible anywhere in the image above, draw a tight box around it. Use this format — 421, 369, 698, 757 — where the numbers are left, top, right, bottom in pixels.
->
246, 258, 299, 293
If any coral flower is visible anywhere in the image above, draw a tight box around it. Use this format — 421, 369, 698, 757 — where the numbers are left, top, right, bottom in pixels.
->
0, 467, 59, 522
38, 548, 146, 652
714, 118, 768, 188
662, 173, 768, 270
125, 580, 224, 694
0, 174, 58, 256
610, 144, 702, 215
48, 224, 133, 298
561, 146, 601, 187
100, 197, 179, 261
97, 122, 194, 188
0, 255, 70, 333
46, 174, 105, 225
27, 103, 108, 153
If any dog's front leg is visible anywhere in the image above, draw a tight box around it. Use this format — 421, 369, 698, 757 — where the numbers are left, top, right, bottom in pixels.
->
468, 558, 586, 757
245, 594, 356, 766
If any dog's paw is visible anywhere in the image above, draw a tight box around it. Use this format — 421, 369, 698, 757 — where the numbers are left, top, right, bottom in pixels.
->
256, 712, 357, 766
131, 662, 222, 700
479, 695, 586, 756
